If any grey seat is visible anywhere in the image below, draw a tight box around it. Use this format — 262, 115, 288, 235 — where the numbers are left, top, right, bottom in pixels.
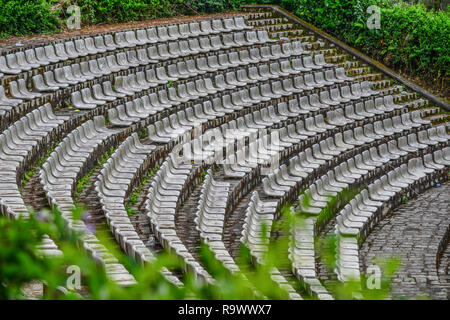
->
17, 51, 40, 69
92, 84, 116, 102
101, 81, 125, 99
257, 30, 277, 43
73, 39, 90, 56
94, 35, 115, 52
141, 70, 160, 89
32, 74, 58, 92
11, 79, 41, 99
336, 68, 355, 82
314, 54, 333, 68
189, 22, 206, 36
145, 28, 159, 43
71, 91, 96, 110
200, 20, 218, 34
61, 42, 78, 60
5, 53, 31, 72
25, 49, 49, 68
114, 32, 132, 48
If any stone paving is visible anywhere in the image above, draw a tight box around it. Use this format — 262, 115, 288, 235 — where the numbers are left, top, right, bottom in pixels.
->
437, 238, 450, 300
222, 188, 252, 260
360, 182, 450, 300
174, 183, 203, 262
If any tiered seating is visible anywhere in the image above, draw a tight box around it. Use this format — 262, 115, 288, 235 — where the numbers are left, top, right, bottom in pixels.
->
96, 133, 155, 261
290, 216, 333, 299
0, 17, 253, 76
145, 151, 214, 283
38, 117, 137, 285
194, 170, 238, 272
0, 16, 271, 129
276, 126, 445, 284
263, 124, 444, 201
70, 33, 303, 108
95, 133, 182, 286
254, 119, 446, 295
241, 191, 277, 262
0, 103, 67, 257
240, 191, 302, 300
0, 6, 448, 298
335, 151, 450, 282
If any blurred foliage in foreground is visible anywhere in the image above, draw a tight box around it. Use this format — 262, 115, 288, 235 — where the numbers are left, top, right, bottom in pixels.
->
0, 203, 402, 300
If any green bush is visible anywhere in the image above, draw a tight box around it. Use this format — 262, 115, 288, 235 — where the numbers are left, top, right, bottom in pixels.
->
292, 0, 449, 86
0, 0, 60, 38
63, 0, 185, 25
188, 0, 249, 13
0, 205, 400, 299
0, 0, 250, 38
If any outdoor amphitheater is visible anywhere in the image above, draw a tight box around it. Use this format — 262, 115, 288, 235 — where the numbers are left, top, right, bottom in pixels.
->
0, 2, 448, 301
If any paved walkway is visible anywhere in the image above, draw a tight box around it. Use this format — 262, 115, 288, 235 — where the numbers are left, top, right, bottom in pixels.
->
360, 182, 450, 300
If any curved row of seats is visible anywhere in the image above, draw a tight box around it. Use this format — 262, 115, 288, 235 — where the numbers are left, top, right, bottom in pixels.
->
164, 110, 342, 296
247, 119, 440, 297
70, 39, 313, 99
95, 133, 182, 286
146, 123, 296, 281
0, 16, 298, 284
141, 9, 447, 295
0, 104, 68, 215
240, 190, 304, 300
73, 47, 321, 111
194, 170, 238, 272
224, 107, 429, 180
3, 30, 278, 104
34, 29, 281, 95
335, 150, 450, 282
38, 117, 137, 285
145, 77, 381, 149
263, 124, 444, 200
268, 131, 447, 298
276, 128, 447, 295
0, 17, 264, 131
217, 97, 439, 297
0, 103, 70, 257
145, 152, 215, 283
96, 133, 156, 262
0, 16, 252, 76
294, 129, 447, 215
289, 215, 332, 299
140, 45, 436, 292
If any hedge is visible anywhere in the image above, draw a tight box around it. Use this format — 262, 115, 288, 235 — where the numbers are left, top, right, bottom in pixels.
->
0, 0, 189, 38
66, 0, 185, 25
289, 0, 449, 86
0, 0, 60, 38
187, 0, 247, 13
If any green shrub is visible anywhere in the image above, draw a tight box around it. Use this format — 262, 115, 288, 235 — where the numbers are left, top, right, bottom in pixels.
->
0, 0, 249, 39
0, 0, 60, 38
0, 205, 400, 300
63, 0, 185, 25
292, 0, 449, 86
189, 0, 249, 13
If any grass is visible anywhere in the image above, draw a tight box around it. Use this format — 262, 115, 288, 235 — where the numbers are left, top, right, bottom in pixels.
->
74, 146, 115, 202
125, 165, 160, 216
139, 126, 148, 139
